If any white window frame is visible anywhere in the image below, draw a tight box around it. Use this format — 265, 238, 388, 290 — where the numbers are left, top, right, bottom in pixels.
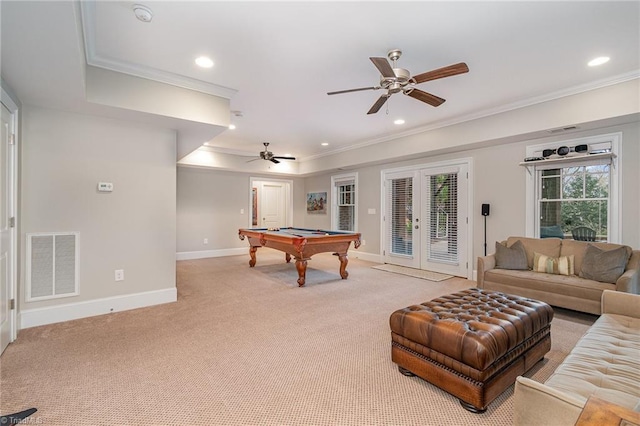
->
331, 172, 358, 231
524, 133, 621, 242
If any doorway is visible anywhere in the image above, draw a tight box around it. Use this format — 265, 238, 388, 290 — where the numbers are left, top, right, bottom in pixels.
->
382, 160, 472, 278
249, 178, 293, 228
1, 90, 18, 355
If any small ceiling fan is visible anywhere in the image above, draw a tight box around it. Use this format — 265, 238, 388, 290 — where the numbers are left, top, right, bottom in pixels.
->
247, 142, 296, 164
327, 49, 469, 114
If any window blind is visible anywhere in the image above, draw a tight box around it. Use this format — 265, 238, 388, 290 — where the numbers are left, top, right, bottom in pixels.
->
425, 173, 458, 264
386, 177, 413, 256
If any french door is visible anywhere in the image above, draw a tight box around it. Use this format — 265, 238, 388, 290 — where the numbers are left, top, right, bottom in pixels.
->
383, 162, 469, 277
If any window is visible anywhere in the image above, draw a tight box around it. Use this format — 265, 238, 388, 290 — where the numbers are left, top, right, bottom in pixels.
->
331, 173, 358, 232
525, 133, 620, 243
539, 164, 609, 240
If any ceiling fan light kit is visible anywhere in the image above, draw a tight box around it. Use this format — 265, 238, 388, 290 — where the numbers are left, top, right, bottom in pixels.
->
328, 49, 469, 114
247, 143, 296, 164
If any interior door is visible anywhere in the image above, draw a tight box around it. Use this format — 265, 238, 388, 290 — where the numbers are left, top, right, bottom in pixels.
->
261, 182, 285, 228
1, 102, 14, 354
420, 165, 468, 276
383, 171, 420, 268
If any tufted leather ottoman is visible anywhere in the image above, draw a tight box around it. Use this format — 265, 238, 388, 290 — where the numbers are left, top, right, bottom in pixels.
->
390, 288, 553, 412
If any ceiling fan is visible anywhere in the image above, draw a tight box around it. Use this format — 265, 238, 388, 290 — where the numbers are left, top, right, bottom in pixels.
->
327, 49, 469, 114
247, 142, 296, 164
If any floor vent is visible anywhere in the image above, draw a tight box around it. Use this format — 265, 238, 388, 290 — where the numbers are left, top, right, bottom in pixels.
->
26, 232, 79, 301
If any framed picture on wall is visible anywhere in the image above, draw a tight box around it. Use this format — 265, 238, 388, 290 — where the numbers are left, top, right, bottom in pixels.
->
307, 192, 327, 214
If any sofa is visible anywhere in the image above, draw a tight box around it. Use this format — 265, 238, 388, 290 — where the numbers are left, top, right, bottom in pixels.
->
513, 290, 640, 425
477, 236, 639, 315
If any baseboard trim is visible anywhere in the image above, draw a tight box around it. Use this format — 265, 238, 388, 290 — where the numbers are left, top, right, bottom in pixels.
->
176, 247, 246, 260
20, 287, 177, 329
177, 248, 381, 263
350, 251, 382, 263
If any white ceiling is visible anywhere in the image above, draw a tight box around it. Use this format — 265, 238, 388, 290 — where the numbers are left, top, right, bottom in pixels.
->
2, 1, 639, 162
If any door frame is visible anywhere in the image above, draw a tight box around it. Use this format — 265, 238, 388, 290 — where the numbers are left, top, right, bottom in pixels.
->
1, 87, 18, 348
381, 169, 420, 268
380, 158, 474, 279
419, 163, 469, 277
248, 177, 293, 228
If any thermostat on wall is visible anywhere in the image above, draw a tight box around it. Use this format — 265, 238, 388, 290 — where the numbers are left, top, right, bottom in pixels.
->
98, 182, 114, 192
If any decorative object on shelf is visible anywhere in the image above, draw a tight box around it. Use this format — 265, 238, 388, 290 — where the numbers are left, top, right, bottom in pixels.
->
542, 143, 589, 158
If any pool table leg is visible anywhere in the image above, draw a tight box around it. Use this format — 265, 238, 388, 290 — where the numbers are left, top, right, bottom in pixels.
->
295, 259, 307, 286
249, 246, 258, 267
285, 253, 291, 263
337, 253, 349, 279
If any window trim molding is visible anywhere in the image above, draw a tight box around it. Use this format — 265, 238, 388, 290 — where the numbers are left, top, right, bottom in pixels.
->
524, 132, 621, 242
331, 172, 358, 231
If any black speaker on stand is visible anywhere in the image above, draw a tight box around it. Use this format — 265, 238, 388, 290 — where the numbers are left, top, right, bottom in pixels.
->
482, 204, 490, 256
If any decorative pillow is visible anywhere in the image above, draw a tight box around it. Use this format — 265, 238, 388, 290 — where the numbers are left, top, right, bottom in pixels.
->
495, 240, 528, 270
533, 252, 575, 276
579, 244, 631, 284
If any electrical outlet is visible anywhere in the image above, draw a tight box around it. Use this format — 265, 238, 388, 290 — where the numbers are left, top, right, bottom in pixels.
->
115, 269, 124, 281
203, 238, 208, 244
361, 239, 366, 246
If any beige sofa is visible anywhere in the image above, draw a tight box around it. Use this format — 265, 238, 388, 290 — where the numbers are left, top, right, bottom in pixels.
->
513, 290, 640, 425
477, 236, 639, 315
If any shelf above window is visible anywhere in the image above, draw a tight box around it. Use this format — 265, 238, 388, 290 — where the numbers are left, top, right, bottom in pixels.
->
519, 152, 616, 167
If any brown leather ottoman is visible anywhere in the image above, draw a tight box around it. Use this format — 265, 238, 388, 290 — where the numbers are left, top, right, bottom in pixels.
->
389, 288, 553, 412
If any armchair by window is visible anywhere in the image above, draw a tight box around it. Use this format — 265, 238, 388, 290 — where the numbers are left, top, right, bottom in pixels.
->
540, 225, 564, 239
572, 226, 596, 242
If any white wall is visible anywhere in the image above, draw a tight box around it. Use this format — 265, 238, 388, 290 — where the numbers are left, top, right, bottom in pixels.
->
20, 106, 177, 324
176, 167, 306, 258
299, 122, 640, 265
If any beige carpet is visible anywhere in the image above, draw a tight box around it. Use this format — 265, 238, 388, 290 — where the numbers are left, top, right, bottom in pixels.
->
371, 264, 454, 282
0, 248, 596, 425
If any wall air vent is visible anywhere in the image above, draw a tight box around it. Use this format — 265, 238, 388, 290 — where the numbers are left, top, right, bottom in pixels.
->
547, 125, 579, 134
26, 232, 79, 301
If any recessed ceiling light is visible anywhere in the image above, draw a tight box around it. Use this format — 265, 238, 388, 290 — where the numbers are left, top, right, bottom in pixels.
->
195, 56, 214, 68
588, 56, 610, 67
228, 124, 236, 130
394, 119, 405, 125
321, 142, 329, 146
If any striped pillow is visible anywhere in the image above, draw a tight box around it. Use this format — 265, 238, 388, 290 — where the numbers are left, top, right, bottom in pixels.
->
533, 252, 575, 276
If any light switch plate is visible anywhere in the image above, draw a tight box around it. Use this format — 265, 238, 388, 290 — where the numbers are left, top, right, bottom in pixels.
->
98, 182, 114, 192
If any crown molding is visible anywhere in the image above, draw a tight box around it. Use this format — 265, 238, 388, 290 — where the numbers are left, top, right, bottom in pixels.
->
301, 72, 639, 162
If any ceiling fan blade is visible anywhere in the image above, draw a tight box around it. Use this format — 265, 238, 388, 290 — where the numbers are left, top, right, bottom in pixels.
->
273, 156, 296, 160
270, 158, 280, 164
413, 62, 469, 84
367, 94, 389, 115
406, 89, 446, 107
246, 157, 261, 163
370, 57, 395, 78
327, 87, 378, 95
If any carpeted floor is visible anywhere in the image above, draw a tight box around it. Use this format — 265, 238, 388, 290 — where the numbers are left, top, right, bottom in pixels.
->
0, 249, 597, 425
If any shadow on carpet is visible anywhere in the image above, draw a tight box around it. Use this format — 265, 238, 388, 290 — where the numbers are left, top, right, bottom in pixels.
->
372, 264, 453, 281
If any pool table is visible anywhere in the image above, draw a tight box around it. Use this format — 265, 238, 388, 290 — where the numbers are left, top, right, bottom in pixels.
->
238, 227, 362, 286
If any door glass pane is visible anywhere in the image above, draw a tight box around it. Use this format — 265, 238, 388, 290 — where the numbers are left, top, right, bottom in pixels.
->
426, 173, 458, 264
390, 178, 412, 256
